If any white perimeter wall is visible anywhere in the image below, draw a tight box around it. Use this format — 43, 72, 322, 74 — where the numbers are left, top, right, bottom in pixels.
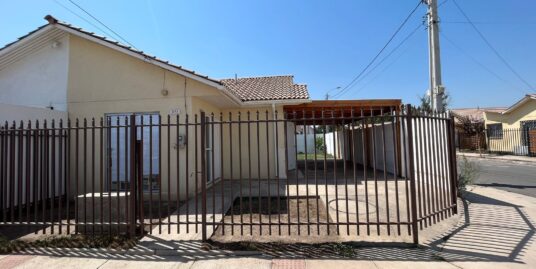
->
0, 34, 69, 111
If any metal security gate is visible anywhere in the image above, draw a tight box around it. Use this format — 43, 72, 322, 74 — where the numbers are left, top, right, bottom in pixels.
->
0, 105, 457, 244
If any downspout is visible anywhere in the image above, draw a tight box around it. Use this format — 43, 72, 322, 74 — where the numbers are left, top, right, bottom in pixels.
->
272, 103, 279, 178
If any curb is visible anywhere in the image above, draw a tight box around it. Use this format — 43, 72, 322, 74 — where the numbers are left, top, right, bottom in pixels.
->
457, 153, 536, 164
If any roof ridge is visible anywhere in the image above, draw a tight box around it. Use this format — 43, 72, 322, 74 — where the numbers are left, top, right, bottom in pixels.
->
220, 75, 294, 80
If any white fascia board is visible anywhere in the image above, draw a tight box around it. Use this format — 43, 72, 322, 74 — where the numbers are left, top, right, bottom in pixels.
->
500, 96, 531, 115
0, 25, 55, 58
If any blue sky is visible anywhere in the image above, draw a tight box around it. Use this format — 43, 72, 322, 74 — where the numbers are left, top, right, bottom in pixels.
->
1, 0, 535, 108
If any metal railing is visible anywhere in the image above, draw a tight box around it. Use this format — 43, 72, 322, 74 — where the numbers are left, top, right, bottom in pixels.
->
0, 105, 458, 244
486, 128, 536, 157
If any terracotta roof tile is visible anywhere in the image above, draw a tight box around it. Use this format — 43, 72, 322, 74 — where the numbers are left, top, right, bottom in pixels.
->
220, 76, 310, 102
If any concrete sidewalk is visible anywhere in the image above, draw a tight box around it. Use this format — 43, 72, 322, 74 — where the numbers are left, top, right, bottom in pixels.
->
1, 186, 535, 268
458, 152, 536, 163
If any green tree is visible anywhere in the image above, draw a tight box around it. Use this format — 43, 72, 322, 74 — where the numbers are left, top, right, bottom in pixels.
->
418, 92, 450, 113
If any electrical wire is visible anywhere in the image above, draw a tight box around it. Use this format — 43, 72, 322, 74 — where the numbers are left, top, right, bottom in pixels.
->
330, 1, 423, 99
441, 32, 528, 95
53, 0, 116, 39
452, 0, 534, 91
66, 0, 138, 50
334, 23, 423, 99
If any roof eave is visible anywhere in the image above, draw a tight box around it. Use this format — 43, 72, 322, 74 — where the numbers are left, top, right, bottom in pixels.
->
53, 24, 225, 90
0, 24, 54, 57
497, 95, 534, 115
240, 98, 312, 106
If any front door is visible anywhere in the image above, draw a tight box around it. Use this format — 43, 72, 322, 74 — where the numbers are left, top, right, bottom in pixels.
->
106, 113, 160, 191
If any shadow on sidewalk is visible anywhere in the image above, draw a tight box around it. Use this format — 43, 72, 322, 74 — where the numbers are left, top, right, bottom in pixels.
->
428, 191, 536, 263
6, 190, 535, 264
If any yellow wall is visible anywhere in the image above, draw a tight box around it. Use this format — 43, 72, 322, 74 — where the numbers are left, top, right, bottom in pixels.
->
66, 35, 229, 200
65, 35, 292, 200
484, 98, 536, 152
484, 99, 536, 128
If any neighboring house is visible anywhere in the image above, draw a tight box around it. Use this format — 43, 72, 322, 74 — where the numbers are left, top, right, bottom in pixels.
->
483, 94, 536, 156
451, 107, 505, 151
0, 15, 310, 199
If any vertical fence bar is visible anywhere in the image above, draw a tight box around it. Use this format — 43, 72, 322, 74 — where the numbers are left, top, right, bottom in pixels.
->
380, 110, 390, 235
313, 110, 320, 235
390, 108, 401, 234
448, 117, 458, 214
124, 117, 129, 234
247, 112, 253, 236
148, 115, 153, 233
65, 120, 70, 234
57, 120, 63, 233
138, 116, 145, 234
228, 112, 233, 235
99, 118, 104, 234
91, 119, 95, 235
283, 112, 291, 236
406, 105, 419, 244
185, 114, 189, 233
107, 117, 112, 235
303, 110, 310, 235
129, 115, 137, 237
238, 112, 243, 236
176, 114, 181, 234
211, 113, 215, 234
219, 113, 224, 235
341, 109, 349, 236
257, 111, 262, 235
18, 121, 23, 226
158, 115, 162, 234
25, 122, 31, 225
371, 109, 379, 235
275, 110, 281, 236
167, 115, 171, 233
351, 108, 360, 236
200, 112, 207, 241
266, 111, 272, 236
42, 120, 48, 233
294, 111, 300, 235
331, 110, 339, 235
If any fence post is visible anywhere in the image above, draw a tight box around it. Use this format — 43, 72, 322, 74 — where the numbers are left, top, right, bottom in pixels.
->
448, 116, 458, 214
405, 104, 419, 244
129, 115, 137, 237
200, 112, 207, 241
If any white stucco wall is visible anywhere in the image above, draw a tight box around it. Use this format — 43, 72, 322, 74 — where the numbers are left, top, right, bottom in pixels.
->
0, 34, 69, 111
0, 103, 67, 123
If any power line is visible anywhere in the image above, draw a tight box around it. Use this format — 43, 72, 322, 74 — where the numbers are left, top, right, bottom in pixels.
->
452, 0, 534, 91
350, 43, 416, 98
442, 21, 536, 25
441, 32, 528, 95
53, 0, 115, 39
66, 0, 138, 50
333, 23, 423, 99
331, 1, 423, 99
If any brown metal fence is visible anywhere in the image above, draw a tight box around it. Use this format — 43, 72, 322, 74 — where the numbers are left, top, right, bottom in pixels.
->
0, 105, 457, 244
486, 128, 536, 157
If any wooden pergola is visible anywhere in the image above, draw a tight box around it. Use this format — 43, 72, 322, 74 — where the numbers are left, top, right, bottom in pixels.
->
283, 99, 402, 121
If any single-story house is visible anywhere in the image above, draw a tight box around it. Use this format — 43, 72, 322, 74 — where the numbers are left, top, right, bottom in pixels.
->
483, 94, 536, 156
0, 15, 404, 206
451, 107, 505, 150
0, 15, 313, 199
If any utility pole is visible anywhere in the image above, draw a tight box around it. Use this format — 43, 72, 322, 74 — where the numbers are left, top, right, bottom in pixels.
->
426, 0, 445, 112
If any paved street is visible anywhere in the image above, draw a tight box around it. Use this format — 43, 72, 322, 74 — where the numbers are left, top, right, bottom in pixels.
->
463, 157, 536, 198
